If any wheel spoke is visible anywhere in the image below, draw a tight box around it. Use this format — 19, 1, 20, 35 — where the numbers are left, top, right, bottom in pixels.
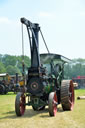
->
69, 92, 72, 97
69, 100, 72, 105
53, 100, 58, 105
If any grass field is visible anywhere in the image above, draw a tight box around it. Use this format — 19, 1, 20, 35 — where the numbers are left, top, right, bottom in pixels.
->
0, 90, 85, 128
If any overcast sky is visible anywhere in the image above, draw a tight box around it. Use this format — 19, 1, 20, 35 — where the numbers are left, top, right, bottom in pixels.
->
0, 0, 85, 59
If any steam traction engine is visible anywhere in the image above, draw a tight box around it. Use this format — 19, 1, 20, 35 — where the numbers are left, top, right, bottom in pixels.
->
15, 18, 74, 116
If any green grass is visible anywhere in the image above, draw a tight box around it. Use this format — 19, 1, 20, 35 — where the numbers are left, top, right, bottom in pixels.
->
0, 90, 85, 128
0, 92, 16, 120
68, 89, 85, 128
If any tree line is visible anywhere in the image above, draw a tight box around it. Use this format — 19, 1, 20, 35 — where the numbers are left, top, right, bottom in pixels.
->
0, 54, 85, 78
0, 54, 30, 75
64, 58, 85, 79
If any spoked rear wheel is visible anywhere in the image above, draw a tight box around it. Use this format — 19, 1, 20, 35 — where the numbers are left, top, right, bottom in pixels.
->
15, 92, 26, 116
61, 80, 74, 111
48, 92, 58, 116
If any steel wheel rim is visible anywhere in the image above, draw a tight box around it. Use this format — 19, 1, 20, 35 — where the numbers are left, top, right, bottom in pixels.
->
53, 92, 57, 116
69, 81, 74, 110
20, 95, 25, 115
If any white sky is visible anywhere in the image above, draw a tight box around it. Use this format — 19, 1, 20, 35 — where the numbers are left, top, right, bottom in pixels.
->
0, 0, 85, 59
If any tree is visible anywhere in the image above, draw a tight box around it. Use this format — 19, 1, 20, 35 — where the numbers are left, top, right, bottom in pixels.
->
2, 54, 17, 67
64, 64, 72, 79
0, 62, 6, 73
6, 65, 21, 75
0, 54, 30, 75
16, 55, 31, 74
0, 54, 3, 62
64, 59, 85, 79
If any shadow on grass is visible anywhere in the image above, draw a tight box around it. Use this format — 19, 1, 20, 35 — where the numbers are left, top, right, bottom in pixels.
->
7, 92, 16, 95
58, 107, 63, 112
1, 92, 16, 96
40, 107, 64, 118
0, 108, 49, 119
0, 107, 64, 120
0, 111, 16, 120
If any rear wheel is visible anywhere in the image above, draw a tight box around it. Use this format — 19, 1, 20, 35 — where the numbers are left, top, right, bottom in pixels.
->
61, 80, 74, 111
4, 85, 9, 94
15, 92, 26, 116
48, 92, 58, 116
0, 84, 5, 94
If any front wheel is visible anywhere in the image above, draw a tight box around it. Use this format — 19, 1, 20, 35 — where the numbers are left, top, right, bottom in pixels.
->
48, 92, 58, 116
15, 92, 26, 116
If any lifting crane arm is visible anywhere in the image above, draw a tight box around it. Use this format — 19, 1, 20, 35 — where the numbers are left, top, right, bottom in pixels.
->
21, 17, 37, 29
20, 17, 40, 68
